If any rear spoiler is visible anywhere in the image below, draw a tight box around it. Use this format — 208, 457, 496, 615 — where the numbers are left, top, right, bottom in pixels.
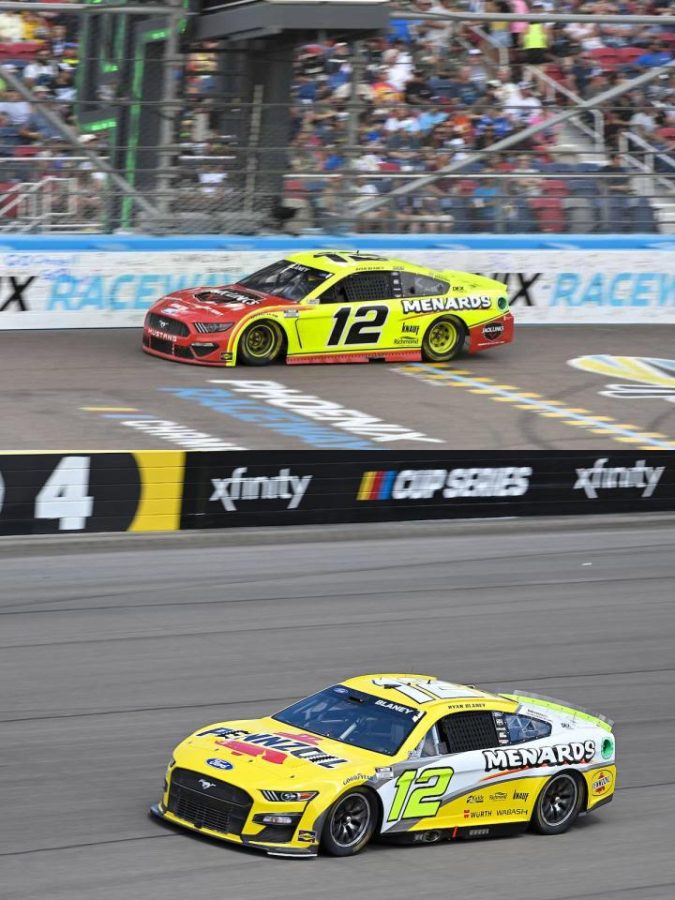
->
500, 691, 614, 731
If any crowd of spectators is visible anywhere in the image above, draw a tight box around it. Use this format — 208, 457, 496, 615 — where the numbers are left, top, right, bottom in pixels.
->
281, 0, 674, 233
0, 2, 93, 225
0, 1, 672, 233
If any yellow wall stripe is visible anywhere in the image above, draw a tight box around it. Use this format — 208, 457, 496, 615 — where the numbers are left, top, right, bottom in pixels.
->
130, 451, 185, 532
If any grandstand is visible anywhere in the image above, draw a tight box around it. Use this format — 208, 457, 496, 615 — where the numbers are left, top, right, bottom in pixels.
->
0, 0, 672, 233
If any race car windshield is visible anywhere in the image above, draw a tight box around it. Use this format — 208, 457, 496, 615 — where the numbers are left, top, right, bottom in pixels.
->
239, 260, 332, 302
272, 686, 422, 756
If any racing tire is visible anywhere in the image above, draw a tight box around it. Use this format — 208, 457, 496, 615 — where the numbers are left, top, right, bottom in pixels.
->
421, 316, 465, 362
531, 772, 584, 835
321, 789, 377, 857
238, 320, 285, 366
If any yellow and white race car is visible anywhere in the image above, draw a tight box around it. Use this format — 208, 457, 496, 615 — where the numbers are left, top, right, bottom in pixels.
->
142, 252, 512, 366
151, 674, 616, 858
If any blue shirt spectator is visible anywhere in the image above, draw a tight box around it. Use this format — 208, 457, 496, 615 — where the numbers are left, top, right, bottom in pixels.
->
637, 45, 672, 67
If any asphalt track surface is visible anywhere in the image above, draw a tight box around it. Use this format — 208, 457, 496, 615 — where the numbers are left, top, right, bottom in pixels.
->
2, 514, 675, 900
3, 326, 675, 451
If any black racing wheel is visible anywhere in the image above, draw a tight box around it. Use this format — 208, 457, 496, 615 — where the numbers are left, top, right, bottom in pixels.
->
531, 772, 584, 835
321, 790, 377, 857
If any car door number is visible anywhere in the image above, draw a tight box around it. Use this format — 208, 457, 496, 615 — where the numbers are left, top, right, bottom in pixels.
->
387, 766, 454, 822
327, 305, 389, 346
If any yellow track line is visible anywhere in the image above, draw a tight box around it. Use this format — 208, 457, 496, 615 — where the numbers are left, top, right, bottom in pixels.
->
396, 364, 675, 450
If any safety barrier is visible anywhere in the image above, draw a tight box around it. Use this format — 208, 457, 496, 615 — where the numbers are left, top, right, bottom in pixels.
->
0, 235, 673, 329
1, 450, 673, 535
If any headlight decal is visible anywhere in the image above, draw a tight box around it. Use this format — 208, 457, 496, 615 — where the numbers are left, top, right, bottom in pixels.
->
261, 790, 318, 803
194, 322, 234, 334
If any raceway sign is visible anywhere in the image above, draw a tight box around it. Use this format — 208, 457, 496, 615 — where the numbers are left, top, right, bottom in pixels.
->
1, 249, 673, 329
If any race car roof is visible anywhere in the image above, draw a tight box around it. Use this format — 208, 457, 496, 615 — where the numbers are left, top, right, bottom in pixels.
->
342, 674, 513, 711
287, 250, 426, 275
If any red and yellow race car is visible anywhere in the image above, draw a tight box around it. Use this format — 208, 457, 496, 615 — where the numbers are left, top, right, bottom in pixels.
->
142, 252, 512, 366
151, 674, 615, 858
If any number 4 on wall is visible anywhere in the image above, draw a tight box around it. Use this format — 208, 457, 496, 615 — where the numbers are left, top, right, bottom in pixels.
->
35, 456, 94, 531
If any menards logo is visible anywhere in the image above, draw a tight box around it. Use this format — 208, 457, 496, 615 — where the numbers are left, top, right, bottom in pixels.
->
483, 741, 596, 772
402, 296, 491, 314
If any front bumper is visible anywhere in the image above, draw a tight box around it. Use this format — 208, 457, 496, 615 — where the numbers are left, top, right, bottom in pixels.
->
150, 803, 318, 858
142, 330, 236, 366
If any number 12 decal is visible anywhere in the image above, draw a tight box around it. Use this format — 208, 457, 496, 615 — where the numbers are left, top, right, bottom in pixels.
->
387, 766, 454, 822
327, 305, 388, 346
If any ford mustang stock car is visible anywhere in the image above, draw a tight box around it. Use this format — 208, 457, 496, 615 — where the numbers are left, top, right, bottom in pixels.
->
150, 674, 615, 858
142, 252, 513, 366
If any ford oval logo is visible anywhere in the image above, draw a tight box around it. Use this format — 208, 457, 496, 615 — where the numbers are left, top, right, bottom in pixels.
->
206, 758, 233, 771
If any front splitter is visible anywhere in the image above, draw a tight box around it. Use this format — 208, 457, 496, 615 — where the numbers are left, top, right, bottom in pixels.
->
149, 804, 318, 858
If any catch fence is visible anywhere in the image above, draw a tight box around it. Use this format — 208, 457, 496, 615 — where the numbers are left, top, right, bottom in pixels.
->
0, 3, 672, 233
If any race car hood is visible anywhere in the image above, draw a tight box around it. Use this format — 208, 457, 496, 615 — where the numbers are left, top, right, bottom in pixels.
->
175, 717, 385, 784
149, 284, 296, 324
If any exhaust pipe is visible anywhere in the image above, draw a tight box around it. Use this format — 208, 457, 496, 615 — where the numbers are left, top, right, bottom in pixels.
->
422, 830, 442, 843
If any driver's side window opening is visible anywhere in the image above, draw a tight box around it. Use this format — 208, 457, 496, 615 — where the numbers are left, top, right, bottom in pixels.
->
439, 712, 499, 754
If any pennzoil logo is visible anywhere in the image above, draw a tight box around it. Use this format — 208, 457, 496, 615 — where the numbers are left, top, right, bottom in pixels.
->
592, 770, 613, 796
205, 729, 348, 769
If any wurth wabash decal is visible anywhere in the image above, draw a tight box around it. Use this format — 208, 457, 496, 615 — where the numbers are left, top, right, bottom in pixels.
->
483, 741, 596, 772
